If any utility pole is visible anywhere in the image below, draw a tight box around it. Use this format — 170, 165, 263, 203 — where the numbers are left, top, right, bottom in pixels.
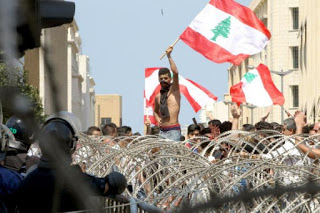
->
269, 69, 294, 124
243, 103, 257, 124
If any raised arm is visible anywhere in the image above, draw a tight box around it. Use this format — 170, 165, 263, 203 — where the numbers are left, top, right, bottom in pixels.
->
295, 112, 320, 159
231, 104, 241, 130
166, 46, 179, 90
144, 117, 151, 135
261, 106, 272, 121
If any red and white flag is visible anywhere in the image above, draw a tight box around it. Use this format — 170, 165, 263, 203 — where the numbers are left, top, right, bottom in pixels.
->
180, 0, 271, 65
230, 64, 284, 107
145, 67, 218, 113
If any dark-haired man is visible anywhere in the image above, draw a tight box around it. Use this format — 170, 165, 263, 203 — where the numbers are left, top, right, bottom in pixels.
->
86, 126, 101, 136
154, 46, 181, 141
117, 126, 132, 137
102, 123, 117, 137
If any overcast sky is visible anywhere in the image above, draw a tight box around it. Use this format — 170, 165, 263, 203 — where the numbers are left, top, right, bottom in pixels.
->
75, 0, 252, 133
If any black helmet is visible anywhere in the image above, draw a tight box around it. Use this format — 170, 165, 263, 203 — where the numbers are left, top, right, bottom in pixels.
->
6, 116, 33, 151
105, 172, 128, 196
6, 116, 32, 144
40, 112, 81, 158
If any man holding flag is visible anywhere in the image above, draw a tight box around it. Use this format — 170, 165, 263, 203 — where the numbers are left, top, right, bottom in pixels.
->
154, 46, 182, 141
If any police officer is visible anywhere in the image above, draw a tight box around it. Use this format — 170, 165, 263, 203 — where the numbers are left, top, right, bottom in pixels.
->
4, 116, 39, 175
0, 124, 23, 213
16, 112, 127, 213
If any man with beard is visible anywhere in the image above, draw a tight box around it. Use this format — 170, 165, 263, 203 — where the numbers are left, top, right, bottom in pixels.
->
154, 46, 181, 141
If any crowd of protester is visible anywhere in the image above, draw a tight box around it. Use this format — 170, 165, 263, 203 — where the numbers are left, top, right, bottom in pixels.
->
2, 105, 320, 212
143, 105, 320, 166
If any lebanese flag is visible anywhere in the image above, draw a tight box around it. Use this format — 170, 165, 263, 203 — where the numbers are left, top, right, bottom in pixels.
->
145, 67, 217, 113
230, 64, 284, 107
180, 0, 271, 65
144, 92, 158, 125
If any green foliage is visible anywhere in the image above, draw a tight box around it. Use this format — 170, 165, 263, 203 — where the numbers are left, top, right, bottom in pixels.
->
0, 62, 46, 124
211, 16, 231, 41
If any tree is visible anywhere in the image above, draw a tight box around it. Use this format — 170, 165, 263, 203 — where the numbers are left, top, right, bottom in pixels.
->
0, 62, 46, 123
211, 16, 231, 41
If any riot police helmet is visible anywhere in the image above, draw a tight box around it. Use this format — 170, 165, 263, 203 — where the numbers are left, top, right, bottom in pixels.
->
40, 112, 81, 157
105, 172, 128, 196
5, 116, 33, 152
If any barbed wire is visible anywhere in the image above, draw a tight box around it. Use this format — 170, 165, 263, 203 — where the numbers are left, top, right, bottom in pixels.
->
73, 132, 320, 212
2, 3, 320, 212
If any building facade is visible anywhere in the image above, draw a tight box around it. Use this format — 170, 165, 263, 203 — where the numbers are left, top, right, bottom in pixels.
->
95, 95, 122, 128
199, 99, 229, 125
24, 20, 95, 130
79, 55, 96, 129
299, 0, 320, 123
226, 0, 300, 125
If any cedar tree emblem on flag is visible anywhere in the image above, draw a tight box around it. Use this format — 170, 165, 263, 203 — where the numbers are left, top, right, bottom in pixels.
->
211, 16, 231, 41
244, 72, 257, 83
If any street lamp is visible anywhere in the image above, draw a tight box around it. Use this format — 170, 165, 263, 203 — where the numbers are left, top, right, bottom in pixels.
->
269, 70, 294, 125
247, 66, 294, 124
223, 100, 232, 105
243, 103, 257, 124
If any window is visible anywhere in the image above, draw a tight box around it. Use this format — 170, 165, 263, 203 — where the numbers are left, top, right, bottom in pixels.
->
291, 85, 299, 108
101, 117, 112, 126
291, 46, 299, 69
291, 8, 299, 30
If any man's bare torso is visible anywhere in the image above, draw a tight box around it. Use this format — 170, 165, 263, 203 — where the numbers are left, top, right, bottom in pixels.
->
155, 87, 180, 126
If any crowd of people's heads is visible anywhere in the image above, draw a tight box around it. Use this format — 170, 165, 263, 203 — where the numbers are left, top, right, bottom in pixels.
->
86, 122, 138, 139
3, 108, 320, 212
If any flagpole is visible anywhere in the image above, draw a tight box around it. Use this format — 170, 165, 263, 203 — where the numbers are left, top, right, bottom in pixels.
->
159, 38, 180, 60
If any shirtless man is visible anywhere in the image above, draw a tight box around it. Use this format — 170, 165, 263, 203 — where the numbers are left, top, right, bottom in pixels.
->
153, 46, 181, 141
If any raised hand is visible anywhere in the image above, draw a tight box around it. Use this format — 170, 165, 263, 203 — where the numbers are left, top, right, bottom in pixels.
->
294, 111, 306, 128
166, 46, 173, 57
261, 106, 272, 121
231, 104, 241, 119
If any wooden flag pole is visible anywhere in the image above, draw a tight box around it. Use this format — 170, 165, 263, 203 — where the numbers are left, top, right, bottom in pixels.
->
159, 38, 180, 60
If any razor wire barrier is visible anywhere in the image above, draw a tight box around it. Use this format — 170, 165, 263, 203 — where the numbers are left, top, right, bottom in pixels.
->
2, 2, 320, 213
72, 131, 320, 212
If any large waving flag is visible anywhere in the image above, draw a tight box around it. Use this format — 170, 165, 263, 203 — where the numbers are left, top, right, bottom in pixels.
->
145, 67, 217, 113
180, 0, 271, 65
230, 64, 284, 107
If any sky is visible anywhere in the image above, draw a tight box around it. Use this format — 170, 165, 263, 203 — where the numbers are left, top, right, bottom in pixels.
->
75, 0, 252, 133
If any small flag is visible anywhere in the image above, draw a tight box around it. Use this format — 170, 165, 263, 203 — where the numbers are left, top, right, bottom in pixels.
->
180, 0, 271, 65
230, 64, 284, 107
145, 68, 217, 113
144, 92, 158, 125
